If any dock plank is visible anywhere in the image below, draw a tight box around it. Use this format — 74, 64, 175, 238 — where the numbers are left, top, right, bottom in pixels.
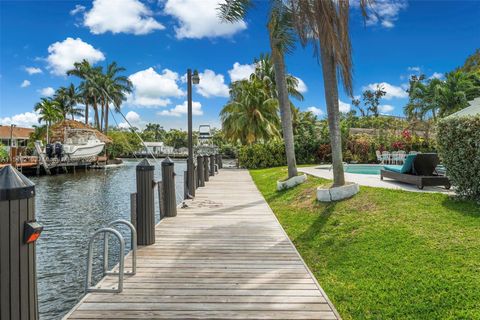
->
64, 169, 339, 320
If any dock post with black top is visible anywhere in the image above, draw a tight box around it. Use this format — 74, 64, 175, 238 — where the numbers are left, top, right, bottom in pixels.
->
0, 165, 40, 320
197, 155, 205, 187
161, 157, 177, 217
136, 159, 155, 245
209, 154, 215, 176
203, 155, 209, 182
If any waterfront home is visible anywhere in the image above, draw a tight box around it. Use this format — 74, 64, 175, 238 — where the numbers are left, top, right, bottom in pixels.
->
0, 125, 33, 149
136, 141, 174, 156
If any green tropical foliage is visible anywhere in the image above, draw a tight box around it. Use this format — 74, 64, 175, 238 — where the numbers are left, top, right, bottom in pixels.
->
221, 78, 281, 144
437, 116, 480, 201
54, 84, 83, 119
66, 59, 132, 132
0, 143, 9, 163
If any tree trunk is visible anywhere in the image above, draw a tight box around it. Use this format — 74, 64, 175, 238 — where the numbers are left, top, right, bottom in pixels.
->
320, 43, 345, 187
93, 96, 100, 130
270, 46, 297, 179
104, 101, 109, 134
100, 99, 104, 132
85, 102, 89, 125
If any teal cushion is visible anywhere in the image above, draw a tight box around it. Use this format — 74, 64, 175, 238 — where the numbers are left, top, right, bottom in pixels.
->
401, 154, 416, 173
384, 165, 403, 173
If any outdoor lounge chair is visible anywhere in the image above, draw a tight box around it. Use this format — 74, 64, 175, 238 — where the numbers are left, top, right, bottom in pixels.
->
380, 153, 451, 190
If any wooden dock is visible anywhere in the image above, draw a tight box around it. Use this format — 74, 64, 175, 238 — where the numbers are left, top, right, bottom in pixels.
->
64, 169, 340, 319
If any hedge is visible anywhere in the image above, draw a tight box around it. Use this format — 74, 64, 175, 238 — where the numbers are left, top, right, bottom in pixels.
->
238, 141, 286, 169
436, 115, 480, 201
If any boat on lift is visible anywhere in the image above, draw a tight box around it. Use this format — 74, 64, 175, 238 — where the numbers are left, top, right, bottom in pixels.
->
41, 129, 105, 161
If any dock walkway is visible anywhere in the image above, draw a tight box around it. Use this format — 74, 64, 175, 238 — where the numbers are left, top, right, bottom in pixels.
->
65, 169, 339, 319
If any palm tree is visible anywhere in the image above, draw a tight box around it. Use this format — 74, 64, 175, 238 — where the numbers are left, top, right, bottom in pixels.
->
54, 84, 83, 120
219, 0, 300, 179
221, 79, 281, 144
100, 62, 133, 134
34, 98, 62, 143
67, 60, 103, 128
436, 71, 480, 117
289, 0, 369, 187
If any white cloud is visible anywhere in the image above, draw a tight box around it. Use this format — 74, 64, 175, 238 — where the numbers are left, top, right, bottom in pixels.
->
195, 69, 229, 98
228, 62, 255, 82
363, 82, 408, 100
70, 4, 85, 15
39, 87, 55, 97
20, 80, 31, 88
295, 77, 308, 93
25, 67, 42, 75
338, 100, 351, 113
118, 111, 143, 129
429, 72, 444, 80
164, 0, 247, 39
378, 104, 395, 114
83, 0, 164, 35
364, 0, 408, 28
407, 66, 421, 72
158, 100, 203, 117
0, 111, 39, 127
307, 106, 323, 116
46, 37, 105, 76
127, 68, 183, 108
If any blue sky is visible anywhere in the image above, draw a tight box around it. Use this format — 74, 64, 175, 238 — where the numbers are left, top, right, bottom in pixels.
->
0, 0, 479, 130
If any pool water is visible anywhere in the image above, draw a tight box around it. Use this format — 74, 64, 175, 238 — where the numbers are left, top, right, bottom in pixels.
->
344, 165, 385, 175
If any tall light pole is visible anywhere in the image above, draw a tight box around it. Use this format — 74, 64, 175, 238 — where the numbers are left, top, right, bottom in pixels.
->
187, 69, 200, 198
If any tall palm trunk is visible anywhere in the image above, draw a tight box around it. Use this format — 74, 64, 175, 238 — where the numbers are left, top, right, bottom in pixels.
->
93, 96, 100, 130
100, 98, 105, 132
270, 44, 298, 179
320, 43, 345, 187
85, 101, 89, 125
104, 101, 109, 134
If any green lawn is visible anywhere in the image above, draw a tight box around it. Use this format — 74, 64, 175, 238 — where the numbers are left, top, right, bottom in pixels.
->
250, 167, 480, 320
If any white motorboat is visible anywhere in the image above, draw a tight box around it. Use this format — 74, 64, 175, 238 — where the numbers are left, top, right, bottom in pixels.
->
62, 137, 105, 160
40, 129, 105, 161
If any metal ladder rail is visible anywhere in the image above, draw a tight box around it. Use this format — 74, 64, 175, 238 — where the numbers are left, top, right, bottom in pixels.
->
103, 219, 137, 276
85, 228, 125, 293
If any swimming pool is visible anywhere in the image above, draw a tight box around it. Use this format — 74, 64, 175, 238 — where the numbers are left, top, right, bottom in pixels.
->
344, 164, 385, 175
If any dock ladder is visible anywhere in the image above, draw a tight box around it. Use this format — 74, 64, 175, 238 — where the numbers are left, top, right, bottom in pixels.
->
85, 219, 137, 293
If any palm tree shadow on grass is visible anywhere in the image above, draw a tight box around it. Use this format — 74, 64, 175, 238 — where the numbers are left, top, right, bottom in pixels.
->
295, 203, 338, 244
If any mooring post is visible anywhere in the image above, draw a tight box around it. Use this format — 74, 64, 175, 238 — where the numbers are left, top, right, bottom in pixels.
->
161, 157, 177, 217
183, 170, 188, 199
217, 154, 223, 169
197, 155, 205, 187
203, 155, 209, 182
0, 165, 41, 320
210, 154, 215, 176
136, 159, 155, 245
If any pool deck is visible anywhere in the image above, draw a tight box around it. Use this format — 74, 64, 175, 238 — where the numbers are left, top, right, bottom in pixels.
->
63, 169, 340, 320
299, 165, 453, 194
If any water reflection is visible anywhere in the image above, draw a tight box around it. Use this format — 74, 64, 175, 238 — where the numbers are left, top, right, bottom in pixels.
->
32, 159, 186, 319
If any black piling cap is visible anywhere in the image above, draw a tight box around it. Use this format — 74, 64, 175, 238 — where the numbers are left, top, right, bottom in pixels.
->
136, 158, 154, 171
0, 165, 35, 201
162, 156, 174, 167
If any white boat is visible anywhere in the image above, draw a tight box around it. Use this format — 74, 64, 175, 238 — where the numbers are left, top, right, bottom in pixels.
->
63, 137, 105, 160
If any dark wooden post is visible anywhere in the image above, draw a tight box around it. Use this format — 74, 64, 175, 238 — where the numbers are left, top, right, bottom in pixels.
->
136, 159, 155, 245
197, 155, 205, 187
161, 157, 177, 217
209, 154, 215, 176
203, 155, 209, 182
0, 165, 39, 320
217, 154, 223, 169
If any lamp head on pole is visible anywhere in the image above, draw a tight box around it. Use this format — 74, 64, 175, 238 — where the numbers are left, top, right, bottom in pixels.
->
192, 70, 200, 85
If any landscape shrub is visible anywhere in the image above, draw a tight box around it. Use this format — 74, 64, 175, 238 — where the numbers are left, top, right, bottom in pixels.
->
436, 116, 480, 201
238, 141, 286, 169
0, 143, 9, 163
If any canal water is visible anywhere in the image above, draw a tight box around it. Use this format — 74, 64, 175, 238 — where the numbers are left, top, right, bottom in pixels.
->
31, 159, 187, 319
